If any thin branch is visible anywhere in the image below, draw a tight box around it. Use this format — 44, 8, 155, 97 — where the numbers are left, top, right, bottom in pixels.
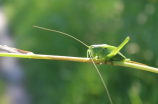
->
0, 45, 158, 73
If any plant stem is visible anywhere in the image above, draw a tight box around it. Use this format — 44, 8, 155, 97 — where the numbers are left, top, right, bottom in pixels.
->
0, 53, 157, 73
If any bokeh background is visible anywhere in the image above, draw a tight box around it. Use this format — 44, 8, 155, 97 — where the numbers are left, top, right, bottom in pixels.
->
1, 0, 158, 104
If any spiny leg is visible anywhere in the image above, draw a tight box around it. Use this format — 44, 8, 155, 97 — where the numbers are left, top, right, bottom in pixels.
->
106, 37, 130, 60
88, 52, 113, 104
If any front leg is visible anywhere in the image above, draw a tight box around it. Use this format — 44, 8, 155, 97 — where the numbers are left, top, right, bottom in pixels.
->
87, 49, 90, 58
84, 49, 91, 62
85, 50, 99, 62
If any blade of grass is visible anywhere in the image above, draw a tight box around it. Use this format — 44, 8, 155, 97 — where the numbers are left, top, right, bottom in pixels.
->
0, 52, 157, 73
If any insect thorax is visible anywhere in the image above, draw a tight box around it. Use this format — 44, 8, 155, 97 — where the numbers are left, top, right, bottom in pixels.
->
88, 44, 108, 58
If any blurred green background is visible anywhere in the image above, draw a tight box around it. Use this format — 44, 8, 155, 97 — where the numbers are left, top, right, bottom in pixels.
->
1, 0, 158, 104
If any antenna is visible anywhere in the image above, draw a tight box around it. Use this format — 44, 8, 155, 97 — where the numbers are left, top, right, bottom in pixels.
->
33, 25, 113, 103
33, 26, 89, 48
88, 52, 113, 104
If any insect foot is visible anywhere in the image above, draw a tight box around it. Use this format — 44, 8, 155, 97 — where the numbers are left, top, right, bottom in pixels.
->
84, 58, 91, 63
104, 60, 113, 67
99, 63, 102, 65
97, 63, 102, 65
110, 60, 113, 68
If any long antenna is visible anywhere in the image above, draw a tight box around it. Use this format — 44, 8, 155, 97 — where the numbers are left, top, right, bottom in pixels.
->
33, 26, 89, 48
88, 52, 113, 104
33, 25, 113, 103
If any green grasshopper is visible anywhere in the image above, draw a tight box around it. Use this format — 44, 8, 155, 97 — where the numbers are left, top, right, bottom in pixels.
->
33, 26, 130, 63
87, 37, 130, 63
33, 26, 130, 104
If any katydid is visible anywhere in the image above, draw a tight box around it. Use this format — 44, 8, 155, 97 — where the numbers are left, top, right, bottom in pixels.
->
33, 26, 130, 62
33, 26, 130, 104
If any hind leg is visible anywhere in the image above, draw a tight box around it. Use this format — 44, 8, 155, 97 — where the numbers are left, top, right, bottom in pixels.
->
106, 37, 130, 60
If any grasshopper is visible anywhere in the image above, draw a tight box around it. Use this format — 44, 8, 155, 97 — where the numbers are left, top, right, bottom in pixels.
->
33, 26, 130, 104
